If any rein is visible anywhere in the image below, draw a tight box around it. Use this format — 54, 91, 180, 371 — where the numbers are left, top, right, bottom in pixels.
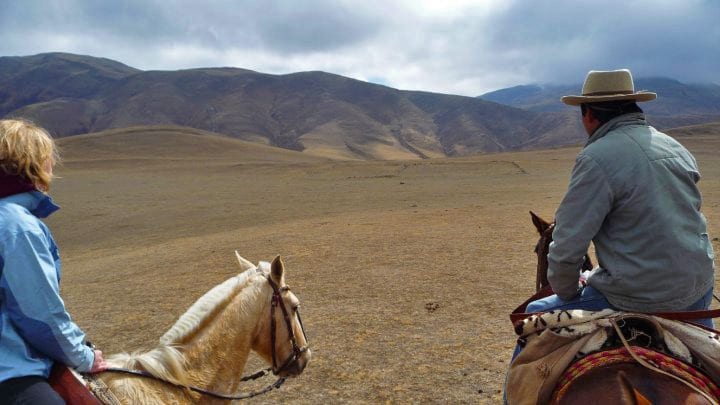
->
97, 273, 309, 401
97, 367, 286, 401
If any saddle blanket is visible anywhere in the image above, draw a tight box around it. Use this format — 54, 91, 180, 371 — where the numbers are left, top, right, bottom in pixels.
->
507, 309, 720, 404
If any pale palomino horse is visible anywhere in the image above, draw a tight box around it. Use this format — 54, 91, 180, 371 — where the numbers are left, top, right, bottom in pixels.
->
94, 253, 311, 404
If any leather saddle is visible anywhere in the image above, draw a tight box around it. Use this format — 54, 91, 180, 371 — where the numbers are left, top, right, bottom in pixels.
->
49, 363, 102, 405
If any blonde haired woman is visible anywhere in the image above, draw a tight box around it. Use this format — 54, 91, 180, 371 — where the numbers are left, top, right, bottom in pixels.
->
0, 120, 106, 404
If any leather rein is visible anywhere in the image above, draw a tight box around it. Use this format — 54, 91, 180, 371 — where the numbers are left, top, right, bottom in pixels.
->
97, 274, 309, 401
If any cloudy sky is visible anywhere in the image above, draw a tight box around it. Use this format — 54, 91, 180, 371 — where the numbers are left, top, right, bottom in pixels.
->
1, 0, 718, 96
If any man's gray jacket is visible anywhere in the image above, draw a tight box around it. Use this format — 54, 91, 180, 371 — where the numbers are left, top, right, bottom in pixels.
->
548, 113, 715, 312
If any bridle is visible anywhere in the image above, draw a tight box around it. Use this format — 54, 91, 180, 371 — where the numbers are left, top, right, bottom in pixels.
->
266, 274, 309, 376
97, 274, 310, 401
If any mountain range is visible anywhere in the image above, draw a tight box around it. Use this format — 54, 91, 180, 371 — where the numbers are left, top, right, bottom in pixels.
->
1, 53, 718, 159
480, 79, 720, 129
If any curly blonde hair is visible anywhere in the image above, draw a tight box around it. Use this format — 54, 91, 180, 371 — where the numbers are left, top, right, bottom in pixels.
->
0, 119, 59, 191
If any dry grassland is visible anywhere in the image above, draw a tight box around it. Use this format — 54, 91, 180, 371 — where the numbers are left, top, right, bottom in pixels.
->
49, 126, 720, 403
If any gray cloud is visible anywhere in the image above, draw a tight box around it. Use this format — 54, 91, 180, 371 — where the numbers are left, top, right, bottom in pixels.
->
0, 1, 179, 42
246, 1, 382, 53
0, 0, 717, 95
484, 0, 720, 85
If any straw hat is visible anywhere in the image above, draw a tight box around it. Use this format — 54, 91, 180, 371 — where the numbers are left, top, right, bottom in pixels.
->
561, 69, 656, 106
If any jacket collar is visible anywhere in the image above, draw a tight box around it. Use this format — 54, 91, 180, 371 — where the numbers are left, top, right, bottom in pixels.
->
0, 191, 60, 218
586, 113, 647, 147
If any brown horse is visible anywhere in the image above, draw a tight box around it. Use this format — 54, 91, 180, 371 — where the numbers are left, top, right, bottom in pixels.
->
526, 211, 717, 405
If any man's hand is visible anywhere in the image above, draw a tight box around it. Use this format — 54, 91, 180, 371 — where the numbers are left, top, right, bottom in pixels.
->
579, 270, 592, 287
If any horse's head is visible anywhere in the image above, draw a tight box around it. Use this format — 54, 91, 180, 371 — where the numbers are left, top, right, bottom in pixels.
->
530, 211, 593, 292
248, 255, 311, 378
531, 211, 555, 292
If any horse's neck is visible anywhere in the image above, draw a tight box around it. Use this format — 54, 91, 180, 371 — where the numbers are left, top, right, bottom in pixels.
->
177, 283, 269, 393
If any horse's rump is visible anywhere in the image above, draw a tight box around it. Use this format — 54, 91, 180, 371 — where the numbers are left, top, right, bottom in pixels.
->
552, 346, 720, 403
554, 361, 715, 404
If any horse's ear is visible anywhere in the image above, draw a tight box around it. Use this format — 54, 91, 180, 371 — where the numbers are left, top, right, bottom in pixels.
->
270, 255, 285, 283
235, 251, 256, 271
530, 211, 551, 234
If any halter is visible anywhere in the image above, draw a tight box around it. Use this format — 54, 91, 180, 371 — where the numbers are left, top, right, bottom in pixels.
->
266, 274, 310, 375
97, 274, 310, 401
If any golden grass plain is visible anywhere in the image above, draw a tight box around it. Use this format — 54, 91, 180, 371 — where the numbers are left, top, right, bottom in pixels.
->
49, 125, 720, 403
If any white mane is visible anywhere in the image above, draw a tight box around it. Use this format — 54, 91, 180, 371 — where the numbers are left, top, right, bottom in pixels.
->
159, 267, 262, 345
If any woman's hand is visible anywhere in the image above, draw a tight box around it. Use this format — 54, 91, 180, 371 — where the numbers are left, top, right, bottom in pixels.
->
89, 349, 108, 373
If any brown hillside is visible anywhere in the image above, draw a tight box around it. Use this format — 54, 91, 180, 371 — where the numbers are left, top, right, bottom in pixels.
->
4, 53, 586, 160
57, 125, 330, 163
10, 53, 719, 162
0, 52, 138, 116
666, 120, 720, 138
667, 121, 720, 166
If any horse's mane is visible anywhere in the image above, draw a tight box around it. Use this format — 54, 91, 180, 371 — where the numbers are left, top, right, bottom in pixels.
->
160, 266, 262, 345
106, 267, 264, 386
107, 346, 188, 386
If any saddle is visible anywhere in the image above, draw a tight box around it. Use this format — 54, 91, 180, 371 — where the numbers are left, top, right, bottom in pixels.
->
50, 364, 120, 405
49, 363, 102, 405
507, 287, 720, 404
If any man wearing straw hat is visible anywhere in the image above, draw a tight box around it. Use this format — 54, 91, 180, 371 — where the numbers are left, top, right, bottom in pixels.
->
525, 69, 716, 327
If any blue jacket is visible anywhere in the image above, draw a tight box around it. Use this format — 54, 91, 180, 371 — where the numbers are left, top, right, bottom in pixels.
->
549, 113, 715, 311
0, 191, 94, 382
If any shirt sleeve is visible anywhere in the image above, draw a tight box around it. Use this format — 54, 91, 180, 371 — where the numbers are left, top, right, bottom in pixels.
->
548, 153, 613, 300
0, 230, 95, 372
